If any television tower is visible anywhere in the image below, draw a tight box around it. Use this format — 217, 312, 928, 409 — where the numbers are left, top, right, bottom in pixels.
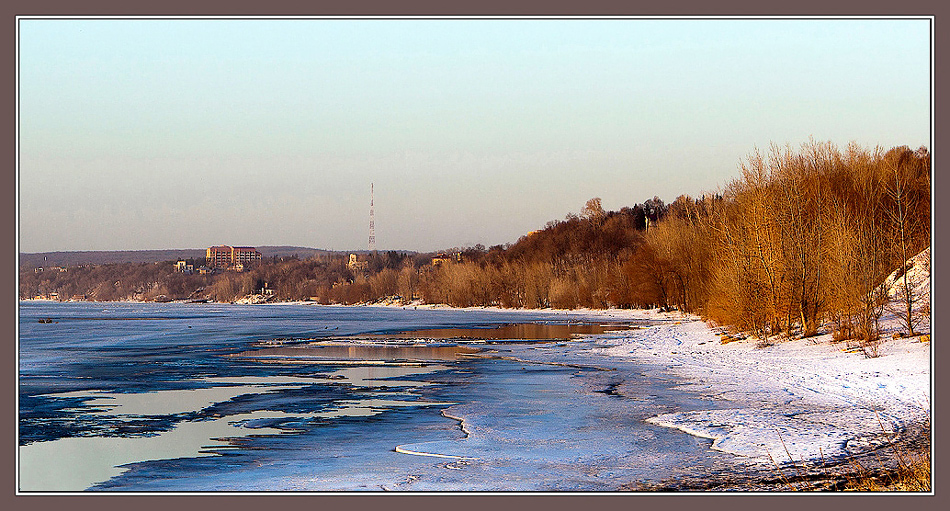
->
368, 183, 376, 253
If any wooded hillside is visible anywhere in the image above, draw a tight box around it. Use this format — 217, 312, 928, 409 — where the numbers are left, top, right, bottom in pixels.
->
20, 141, 930, 342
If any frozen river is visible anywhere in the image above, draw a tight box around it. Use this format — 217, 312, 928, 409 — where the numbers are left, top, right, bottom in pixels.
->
18, 301, 741, 492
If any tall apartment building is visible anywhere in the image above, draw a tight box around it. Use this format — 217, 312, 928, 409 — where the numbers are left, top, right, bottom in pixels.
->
206, 245, 233, 268
232, 246, 262, 265
206, 245, 262, 269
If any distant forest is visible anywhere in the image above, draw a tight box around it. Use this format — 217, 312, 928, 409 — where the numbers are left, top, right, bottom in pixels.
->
20, 141, 930, 342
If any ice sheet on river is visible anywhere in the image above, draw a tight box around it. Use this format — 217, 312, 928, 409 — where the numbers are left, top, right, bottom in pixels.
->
20, 303, 740, 492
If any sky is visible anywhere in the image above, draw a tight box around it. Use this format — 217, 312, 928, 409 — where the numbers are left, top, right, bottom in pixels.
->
17, 17, 931, 253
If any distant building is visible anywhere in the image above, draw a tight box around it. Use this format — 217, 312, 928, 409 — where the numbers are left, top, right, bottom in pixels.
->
34, 266, 68, 273
175, 260, 194, 273
232, 246, 262, 266
431, 252, 461, 266
206, 245, 233, 268
206, 245, 262, 269
347, 253, 367, 272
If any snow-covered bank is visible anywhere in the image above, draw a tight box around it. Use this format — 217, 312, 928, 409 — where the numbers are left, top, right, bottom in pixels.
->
588, 250, 932, 468
591, 319, 929, 466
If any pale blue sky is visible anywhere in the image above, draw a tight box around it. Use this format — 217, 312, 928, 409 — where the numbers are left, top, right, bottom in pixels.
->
18, 18, 931, 253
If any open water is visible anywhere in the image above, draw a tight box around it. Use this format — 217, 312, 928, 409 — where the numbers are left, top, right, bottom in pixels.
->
18, 301, 738, 492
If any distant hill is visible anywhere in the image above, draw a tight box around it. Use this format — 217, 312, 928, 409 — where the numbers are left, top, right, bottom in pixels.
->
18, 246, 344, 268
257, 246, 337, 259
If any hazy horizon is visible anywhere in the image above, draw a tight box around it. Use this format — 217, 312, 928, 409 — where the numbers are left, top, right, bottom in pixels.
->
18, 17, 931, 253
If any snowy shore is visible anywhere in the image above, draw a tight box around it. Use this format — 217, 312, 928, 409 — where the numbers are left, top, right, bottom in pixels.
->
586, 309, 930, 469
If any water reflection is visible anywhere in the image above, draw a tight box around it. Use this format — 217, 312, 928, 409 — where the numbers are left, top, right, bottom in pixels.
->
357, 322, 635, 341
235, 323, 636, 364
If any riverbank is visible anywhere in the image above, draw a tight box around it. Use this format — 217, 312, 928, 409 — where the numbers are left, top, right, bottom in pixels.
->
567, 308, 931, 491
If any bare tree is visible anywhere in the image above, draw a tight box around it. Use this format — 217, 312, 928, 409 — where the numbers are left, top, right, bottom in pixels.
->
581, 197, 606, 221
882, 148, 929, 336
